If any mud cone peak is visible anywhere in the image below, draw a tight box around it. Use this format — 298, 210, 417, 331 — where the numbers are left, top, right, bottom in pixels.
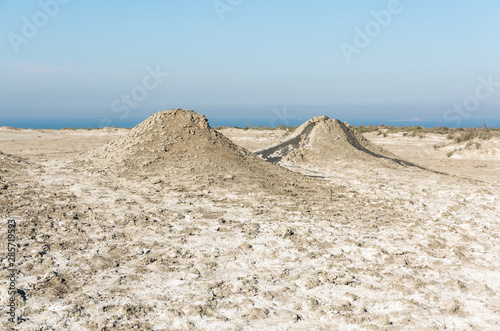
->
308, 115, 330, 123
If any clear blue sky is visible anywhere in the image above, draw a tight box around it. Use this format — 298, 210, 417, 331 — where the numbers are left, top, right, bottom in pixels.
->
1, 0, 499, 128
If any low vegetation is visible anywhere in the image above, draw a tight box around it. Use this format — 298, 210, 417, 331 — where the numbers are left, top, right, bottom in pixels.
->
355, 125, 499, 142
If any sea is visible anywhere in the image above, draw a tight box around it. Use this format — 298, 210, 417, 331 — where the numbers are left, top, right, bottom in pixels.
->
1, 114, 499, 130
209, 118, 500, 130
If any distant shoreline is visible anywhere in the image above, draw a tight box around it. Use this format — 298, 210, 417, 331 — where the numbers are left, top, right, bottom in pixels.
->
1, 114, 499, 130
1, 111, 499, 131
1, 124, 499, 132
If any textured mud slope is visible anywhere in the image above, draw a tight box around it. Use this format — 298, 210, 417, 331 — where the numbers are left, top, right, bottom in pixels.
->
0, 151, 87, 219
0, 151, 31, 215
0, 151, 25, 172
255, 116, 412, 167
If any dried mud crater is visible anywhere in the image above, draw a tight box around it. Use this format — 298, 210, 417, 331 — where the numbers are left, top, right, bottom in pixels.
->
0, 109, 499, 330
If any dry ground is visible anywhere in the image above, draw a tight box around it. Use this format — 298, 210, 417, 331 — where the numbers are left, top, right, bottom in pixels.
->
0, 123, 499, 330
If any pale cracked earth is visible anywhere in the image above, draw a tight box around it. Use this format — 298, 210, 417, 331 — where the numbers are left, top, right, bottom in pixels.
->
0, 121, 499, 330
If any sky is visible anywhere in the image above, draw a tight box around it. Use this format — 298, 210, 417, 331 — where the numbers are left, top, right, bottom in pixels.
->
0, 0, 499, 128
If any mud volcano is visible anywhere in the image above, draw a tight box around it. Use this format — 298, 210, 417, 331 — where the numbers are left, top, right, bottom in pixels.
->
255, 116, 408, 167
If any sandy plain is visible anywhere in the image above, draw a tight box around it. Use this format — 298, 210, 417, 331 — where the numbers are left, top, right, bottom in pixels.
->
0, 110, 499, 330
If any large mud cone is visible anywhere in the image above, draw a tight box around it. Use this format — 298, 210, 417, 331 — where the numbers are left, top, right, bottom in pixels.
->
255, 116, 409, 168
85, 109, 323, 194
90, 109, 250, 173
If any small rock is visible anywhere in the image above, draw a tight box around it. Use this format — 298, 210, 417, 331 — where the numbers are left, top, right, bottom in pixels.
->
275, 224, 295, 238
239, 242, 253, 250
